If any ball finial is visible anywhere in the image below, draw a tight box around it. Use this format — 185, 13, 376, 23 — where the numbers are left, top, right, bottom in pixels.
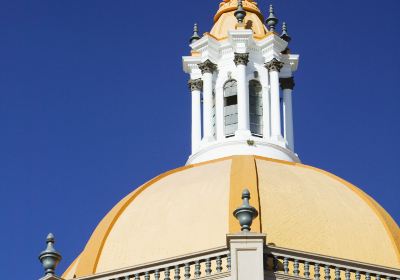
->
266, 4, 278, 32
233, 189, 259, 232
234, 0, 246, 23
38, 233, 62, 276
189, 23, 201, 44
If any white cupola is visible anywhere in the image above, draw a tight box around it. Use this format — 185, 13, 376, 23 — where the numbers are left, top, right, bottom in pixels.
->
183, 0, 299, 164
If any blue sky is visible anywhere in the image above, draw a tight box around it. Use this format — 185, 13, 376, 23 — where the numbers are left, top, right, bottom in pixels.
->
0, 1, 399, 279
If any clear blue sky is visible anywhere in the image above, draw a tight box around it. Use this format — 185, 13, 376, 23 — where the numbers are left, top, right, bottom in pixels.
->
0, 1, 399, 279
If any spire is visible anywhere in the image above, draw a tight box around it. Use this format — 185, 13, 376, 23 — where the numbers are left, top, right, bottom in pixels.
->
234, 0, 246, 23
233, 189, 259, 232
189, 23, 201, 44
280, 21, 291, 42
266, 4, 278, 32
38, 233, 62, 276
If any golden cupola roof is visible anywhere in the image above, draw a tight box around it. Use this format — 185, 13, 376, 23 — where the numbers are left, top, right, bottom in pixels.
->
63, 156, 400, 279
209, 0, 269, 40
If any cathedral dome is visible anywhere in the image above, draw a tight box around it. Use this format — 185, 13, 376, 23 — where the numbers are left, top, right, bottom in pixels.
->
63, 156, 400, 279
209, 0, 268, 40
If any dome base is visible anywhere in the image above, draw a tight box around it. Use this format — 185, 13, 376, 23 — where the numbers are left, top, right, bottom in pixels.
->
186, 138, 300, 165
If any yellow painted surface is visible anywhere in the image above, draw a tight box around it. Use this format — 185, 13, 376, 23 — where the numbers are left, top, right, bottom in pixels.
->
256, 158, 400, 268
96, 159, 232, 272
64, 156, 400, 278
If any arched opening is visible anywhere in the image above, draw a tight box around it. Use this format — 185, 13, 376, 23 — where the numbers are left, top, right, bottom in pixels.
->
223, 80, 238, 137
249, 80, 263, 136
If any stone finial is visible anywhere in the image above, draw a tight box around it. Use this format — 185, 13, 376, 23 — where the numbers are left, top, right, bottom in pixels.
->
234, 0, 246, 23
38, 233, 62, 276
280, 22, 291, 42
266, 4, 278, 32
189, 23, 201, 44
233, 189, 258, 232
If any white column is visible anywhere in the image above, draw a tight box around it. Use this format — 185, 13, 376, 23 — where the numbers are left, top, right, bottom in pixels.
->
198, 60, 217, 142
260, 69, 271, 139
215, 86, 224, 141
281, 77, 295, 150
234, 53, 250, 135
189, 79, 202, 153
265, 59, 284, 140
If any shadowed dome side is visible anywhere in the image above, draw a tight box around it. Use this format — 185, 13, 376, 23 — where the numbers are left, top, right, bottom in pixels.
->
63, 156, 400, 279
210, 0, 269, 40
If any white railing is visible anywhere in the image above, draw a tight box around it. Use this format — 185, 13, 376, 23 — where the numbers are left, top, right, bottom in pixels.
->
75, 247, 231, 280
266, 246, 400, 280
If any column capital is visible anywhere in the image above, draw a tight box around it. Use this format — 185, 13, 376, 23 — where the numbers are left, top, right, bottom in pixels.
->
188, 78, 203, 91
264, 58, 284, 72
280, 77, 295, 90
234, 52, 249, 66
198, 59, 217, 74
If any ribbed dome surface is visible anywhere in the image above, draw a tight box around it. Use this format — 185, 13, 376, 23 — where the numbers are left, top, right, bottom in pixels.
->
63, 156, 400, 279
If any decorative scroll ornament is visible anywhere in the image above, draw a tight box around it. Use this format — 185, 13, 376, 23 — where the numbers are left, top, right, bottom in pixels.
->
234, 53, 249, 66
38, 233, 62, 276
265, 58, 284, 72
233, 189, 258, 232
280, 77, 295, 90
188, 78, 203, 91
198, 59, 217, 74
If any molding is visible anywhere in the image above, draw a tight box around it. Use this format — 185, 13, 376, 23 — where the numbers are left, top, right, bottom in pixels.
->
233, 53, 250, 66
280, 77, 295, 90
188, 78, 203, 91
198, 59, 218, 74
265, 58, 284, 72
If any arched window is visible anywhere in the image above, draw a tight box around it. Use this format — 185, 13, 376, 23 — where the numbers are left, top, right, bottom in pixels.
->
249, 80, 263, 136
224, 80, 238, 137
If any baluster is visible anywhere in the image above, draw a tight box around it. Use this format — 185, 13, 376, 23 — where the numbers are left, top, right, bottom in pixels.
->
345, 269, 350, 280
365, 272, 370, 280
216, 256, 222, 273
195, 260, 201, 278
174, 265, 180, 280
205, 258, 212, 275
165, 267, 171, 280
135, 273, 140, 280
355, 271, 360, 280
155, 269, 160, 280
283, 257, 289, 274
325, 265, 331, 280
375, 275, 380, 280
145, 272, 150, 280
184, 263, 190, 280
314, 263, 321, 280
227, 254, 231, 271
293, 259, 300, 276
273, 256, 279, 272
334, 267, 340, 280
304, 261, 310, 279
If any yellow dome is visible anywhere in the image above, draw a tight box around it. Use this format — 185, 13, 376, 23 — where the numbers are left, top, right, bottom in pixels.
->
63, 156, 400, 278
210, 0, 269, 40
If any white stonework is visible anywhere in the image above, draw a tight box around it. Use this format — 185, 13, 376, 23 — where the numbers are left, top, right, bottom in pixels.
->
183, 31, 300, 164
